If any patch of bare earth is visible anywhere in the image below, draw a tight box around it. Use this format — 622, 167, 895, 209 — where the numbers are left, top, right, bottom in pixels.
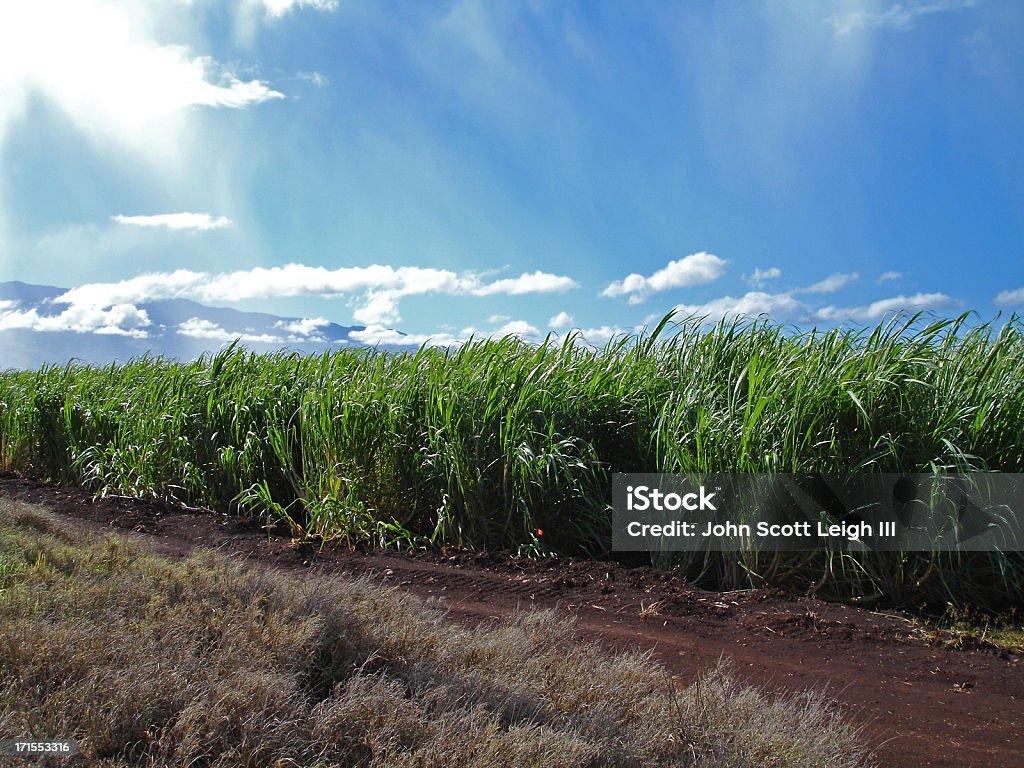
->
2, 472, 1020, 768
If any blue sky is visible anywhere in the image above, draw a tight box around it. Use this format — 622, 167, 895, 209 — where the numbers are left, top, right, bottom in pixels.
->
0, 0, 1021, 346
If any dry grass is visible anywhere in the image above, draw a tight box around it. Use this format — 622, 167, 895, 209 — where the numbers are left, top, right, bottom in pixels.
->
0, 499, 873, 767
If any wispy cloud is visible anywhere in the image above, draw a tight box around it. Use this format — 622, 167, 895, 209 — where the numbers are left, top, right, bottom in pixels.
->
54, 263, 579, 327
602, 252, 727, 305
814, 292, 956, 322
746, 267, 782, 288
993, 286, 1024, 308
419, 0, 569, 137
878, 271, 903, 283
826, 0, 976, 36
296, 71, 329, 88
112, 213, 232, 231
796, 272, 859, 295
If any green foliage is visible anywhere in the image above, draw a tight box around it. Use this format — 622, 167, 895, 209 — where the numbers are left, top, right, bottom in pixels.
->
1, 312, 1022, 609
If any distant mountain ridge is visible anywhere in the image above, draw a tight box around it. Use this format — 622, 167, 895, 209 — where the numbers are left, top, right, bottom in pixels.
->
0, 280, 399, 370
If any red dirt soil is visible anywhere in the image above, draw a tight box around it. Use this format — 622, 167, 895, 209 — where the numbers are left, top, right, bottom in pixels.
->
1, 472, 1020, 768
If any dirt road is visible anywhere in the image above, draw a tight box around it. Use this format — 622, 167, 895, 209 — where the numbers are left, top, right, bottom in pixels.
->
2, 473, 1020, 768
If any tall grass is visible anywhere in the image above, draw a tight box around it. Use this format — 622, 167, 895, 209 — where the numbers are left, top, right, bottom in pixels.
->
1, 313, 1021, 610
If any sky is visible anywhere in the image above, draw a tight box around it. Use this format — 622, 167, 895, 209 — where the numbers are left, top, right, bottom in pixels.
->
0, 0, 1021, 347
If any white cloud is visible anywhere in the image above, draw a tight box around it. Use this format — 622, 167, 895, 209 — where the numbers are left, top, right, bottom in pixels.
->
544, 314, 626, 345
664, 285, 961, 326
878, 271, 903, 283
746, 267, 781, 288
192, 265, 574, 317
258, 0, 339, 19
797, 272, 859, 294
468, 270, 578, 296
112, 213, 232, 231
231, 1, 339, 47
0, 302, 150, 337
548, 311, 574, 329
492, 319, 541, 340
273, 316, 331, 338
350, 318, 544, 348
201, 264, 454, 302
993, 286, 1024, 308
348, 325, 459, 348
0, 1, 283, 150
826, 0, 976, 36
177, 317, 282, 344
54, 263, 579, 327
573, 325, 627, 346
673, 291, 807, 322
352, 291, 405, 325
58, 270, 207, 307
602, 252, 726, 304
814, 292, 956, 322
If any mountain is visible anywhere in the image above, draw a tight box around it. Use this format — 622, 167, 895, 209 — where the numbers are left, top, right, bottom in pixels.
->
0, 280, 401, 370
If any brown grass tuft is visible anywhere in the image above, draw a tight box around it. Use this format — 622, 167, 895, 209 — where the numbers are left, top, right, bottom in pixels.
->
0, 500, 873, 767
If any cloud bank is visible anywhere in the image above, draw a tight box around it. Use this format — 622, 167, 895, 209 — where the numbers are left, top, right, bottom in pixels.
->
0, 302, 150, 337
670, 281, 954, 325
796, 272, 859, 295
813, 292, 956, 322
674, 291, 808, 323
54, 263, 579, 327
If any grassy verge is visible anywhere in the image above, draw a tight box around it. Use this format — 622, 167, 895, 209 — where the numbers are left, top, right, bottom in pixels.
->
909, 610, 1024, 655
0, 499, 872, 767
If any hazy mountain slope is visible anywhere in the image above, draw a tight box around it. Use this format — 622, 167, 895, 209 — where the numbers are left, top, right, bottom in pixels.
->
0, 280, 399, 369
